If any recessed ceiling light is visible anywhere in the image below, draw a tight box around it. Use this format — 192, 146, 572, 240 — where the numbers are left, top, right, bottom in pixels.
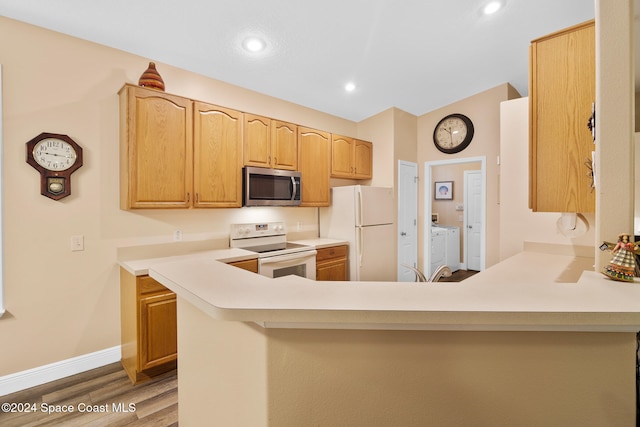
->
242, 37, 266, 53
483, 1, 502, 15
345, 82, 356, 92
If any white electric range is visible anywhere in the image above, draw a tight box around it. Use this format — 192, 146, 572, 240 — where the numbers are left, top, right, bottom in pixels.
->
230, 222, 317, 279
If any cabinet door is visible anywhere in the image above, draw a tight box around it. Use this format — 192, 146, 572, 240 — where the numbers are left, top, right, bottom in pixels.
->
227, 258, 259, 273
120, 85, 193, 209
354, 139, 373, 179
139, 291, 177, 371
331, 134, 354, 178
193, 102, 243, 207
298, 127, 330, 206
271, 120, 298, 170
530, 20, 595, 212
244, 114, 271, 168
316, 257, 348, 281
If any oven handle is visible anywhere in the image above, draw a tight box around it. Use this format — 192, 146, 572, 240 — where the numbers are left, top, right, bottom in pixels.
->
259, 250, 317, 265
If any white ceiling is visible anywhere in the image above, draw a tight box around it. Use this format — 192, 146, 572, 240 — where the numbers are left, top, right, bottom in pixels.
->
0, 0, 596, 121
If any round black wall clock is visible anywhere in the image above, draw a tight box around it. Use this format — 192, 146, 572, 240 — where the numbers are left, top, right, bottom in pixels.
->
26, 132, 83, 200
433, 113, 474, 154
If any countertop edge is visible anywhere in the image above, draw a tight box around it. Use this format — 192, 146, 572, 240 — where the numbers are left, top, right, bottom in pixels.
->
141, 249, 640, 333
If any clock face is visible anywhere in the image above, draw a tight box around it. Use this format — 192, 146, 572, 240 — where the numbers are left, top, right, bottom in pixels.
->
433, 114, 474, 154
32, 138, 78, 171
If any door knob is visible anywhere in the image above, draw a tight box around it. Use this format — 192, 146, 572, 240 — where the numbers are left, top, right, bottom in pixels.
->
400, 232, 407, 236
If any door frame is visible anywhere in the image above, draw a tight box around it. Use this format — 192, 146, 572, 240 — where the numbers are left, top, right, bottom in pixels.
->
424, 156, 486, 274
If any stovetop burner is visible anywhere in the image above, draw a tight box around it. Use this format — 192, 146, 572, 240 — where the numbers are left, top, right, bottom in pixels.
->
229, 222, 315, 258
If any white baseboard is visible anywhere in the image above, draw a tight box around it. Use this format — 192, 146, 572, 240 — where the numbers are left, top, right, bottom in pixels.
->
0, 346, 121, 396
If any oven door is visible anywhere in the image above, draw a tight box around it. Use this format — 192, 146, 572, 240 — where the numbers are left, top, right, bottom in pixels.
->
259, 250, 317, 280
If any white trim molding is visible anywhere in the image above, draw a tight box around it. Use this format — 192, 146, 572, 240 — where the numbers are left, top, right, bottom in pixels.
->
0, 346, 121, 396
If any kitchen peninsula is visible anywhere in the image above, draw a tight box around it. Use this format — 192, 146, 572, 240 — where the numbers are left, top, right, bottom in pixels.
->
134, 246, 640, 426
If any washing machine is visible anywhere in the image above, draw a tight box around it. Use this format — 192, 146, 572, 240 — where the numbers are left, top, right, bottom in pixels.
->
430, 226, 446, 275
431, 225, 460, 273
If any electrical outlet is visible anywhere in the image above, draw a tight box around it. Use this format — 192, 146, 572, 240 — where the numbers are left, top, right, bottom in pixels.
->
70, 235, 84, 251
173, 230, 183, 241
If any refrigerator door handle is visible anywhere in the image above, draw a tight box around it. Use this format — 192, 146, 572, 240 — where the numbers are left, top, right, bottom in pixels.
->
357, 226, 363, 268
357, 188, 363, 227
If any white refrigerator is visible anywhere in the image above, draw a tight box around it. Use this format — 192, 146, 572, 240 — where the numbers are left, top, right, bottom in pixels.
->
320, 185, 395, 281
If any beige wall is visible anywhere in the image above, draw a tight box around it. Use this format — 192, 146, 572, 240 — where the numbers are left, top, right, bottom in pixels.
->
178, 297, 637, 426
417, 84, 520, 270
500, 97, 596, 260
594, 0, 635, 270
0, 12, 616, 379
0, 17, 364, 376
357, 107, 418, 276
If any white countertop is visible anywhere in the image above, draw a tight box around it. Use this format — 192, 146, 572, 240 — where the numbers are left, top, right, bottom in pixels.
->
142, 248, 640, 332
119, 248, 256, 276
290, 238, 348, 249
118, 238, 347, 276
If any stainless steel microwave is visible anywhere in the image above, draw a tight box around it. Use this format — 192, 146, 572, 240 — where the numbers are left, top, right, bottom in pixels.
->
243, 167, 302, 206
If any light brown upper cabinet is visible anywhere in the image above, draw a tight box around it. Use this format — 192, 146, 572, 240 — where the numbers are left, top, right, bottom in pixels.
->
331, 135, 372, 179
119, 84, 243, 209
193, 102, 243, 208
298, 127, 330, 206
243, 114, 297, 170
529, 20, 595, 213
119, 84, 193, 209
353, 139, 373, 179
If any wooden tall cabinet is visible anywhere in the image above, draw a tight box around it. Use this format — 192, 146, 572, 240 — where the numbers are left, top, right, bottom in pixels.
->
119, 85, 193, 209
244, 115, 297, 170
193, 102, 243, 207
120, 269, 177, 384
529, 20, 595, 213
298, 127, 331, 206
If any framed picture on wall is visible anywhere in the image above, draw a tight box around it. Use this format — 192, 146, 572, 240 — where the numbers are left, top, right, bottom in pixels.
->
434, 181, 453, 200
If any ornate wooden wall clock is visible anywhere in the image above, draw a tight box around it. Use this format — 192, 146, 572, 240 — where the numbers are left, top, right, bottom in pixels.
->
26, 132, 83, 200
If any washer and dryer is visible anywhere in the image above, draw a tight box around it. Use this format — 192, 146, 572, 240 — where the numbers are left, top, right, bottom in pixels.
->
430, 225, 460, 275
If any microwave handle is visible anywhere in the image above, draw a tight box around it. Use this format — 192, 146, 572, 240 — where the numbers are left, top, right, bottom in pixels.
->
291, 176, 298, 201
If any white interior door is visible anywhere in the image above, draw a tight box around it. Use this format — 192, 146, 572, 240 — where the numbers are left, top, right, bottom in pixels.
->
464, 170, 482, 271
397, 161, 418, 281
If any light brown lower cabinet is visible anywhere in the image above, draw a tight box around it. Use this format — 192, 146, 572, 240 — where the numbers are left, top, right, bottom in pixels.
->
120, 268, 177, 384
316, 245, 348, 281
227, 258, 259, 273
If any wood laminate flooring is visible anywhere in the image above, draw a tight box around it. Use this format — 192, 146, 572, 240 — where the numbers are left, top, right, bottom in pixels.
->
0, 362, 177, 426
439, 269, 478, 282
